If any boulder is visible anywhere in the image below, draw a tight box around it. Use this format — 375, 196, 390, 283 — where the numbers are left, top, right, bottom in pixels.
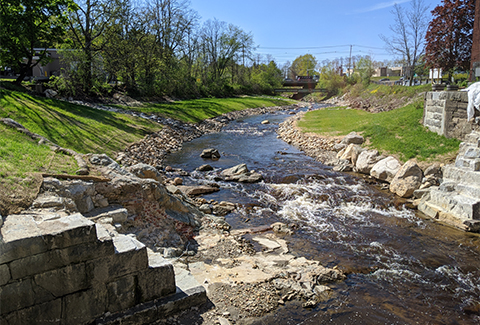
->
355, 150, 383, 174
370, 156, 401, 183
177, 185, 220, 196
127, 163, 164, 183
200, 148, 221, 159
212, 201, 236, 216
341, 132, 364, 145
333, 159, 353, 172
424, 163, 442, 178
197, 164, 214, 172
44, 89, 58, 98
173, 177, 183, 185
339, 144, 363, 165
333, 143, 347, 152
221, 164, 263, 183
389, 161, 423, 198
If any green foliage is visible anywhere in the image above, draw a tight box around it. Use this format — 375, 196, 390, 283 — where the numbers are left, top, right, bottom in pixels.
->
355, 56, 375, 85
0, 0, 76, 84
318, 64, 347, 97
297, 101, 460, 162
289, 54, 317, 78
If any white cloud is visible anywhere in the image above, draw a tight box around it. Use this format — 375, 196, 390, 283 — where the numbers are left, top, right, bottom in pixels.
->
354, 0, 411, 13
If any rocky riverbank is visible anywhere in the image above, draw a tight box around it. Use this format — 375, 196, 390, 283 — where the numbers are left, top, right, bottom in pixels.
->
277, 107, 444, 206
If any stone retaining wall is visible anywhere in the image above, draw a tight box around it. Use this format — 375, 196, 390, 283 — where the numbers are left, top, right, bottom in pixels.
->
423, 91, 478, 140
0, 213, 176, 324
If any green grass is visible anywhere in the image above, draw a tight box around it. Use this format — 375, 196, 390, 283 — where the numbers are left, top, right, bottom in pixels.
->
0, 88, 162, 157
297, 103, 461, 162
113, 96, 294, 123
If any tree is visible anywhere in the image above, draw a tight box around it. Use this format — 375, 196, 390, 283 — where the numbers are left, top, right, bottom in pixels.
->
424, 0, 474, 79
289, 54, 317, 78
356, 56, 375, 85
0, 0, 75, 84
380, 0, 430, 85
67, 0, 119, 92
199, 19, 253, 85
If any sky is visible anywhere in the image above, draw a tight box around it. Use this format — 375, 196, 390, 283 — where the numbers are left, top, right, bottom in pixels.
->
189, 0, 442, 67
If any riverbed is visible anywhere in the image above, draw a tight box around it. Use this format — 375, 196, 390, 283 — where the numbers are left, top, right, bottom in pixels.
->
164, 104, 480, 324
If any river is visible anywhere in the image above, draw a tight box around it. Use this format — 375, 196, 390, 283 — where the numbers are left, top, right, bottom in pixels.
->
164, 104, 480, 324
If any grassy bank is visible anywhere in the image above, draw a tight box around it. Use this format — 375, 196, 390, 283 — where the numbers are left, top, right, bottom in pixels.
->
114, 96, 294, 123
0, 84, 293, 214
298, 85, 460, 163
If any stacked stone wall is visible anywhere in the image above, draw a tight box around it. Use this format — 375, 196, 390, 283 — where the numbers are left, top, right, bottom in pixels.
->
0, 213, 176, 324
423, 91, 478, 140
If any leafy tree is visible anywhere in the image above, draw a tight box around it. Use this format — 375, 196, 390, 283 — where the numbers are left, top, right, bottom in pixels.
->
199, 19, 253, 88
355, 56, 375, 85
250, 60, 282, 94
67, 0, 119, 92
289, 54, 317, 78
0, 0, 75, 85
380, 0, 430, 85
424, 0, 474, 79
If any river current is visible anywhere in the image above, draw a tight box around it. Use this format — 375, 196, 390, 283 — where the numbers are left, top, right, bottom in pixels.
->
164, 104, 480, 324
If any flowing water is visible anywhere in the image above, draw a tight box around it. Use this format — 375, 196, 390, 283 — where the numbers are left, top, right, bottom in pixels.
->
165, 105, 480, 324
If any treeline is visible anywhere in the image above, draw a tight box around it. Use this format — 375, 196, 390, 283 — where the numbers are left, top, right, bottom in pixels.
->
1, 0, 284, 98
62, 0, 285, 97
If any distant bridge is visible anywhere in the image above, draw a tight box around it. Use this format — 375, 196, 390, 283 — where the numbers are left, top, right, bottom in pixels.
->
274, 76, 326, 99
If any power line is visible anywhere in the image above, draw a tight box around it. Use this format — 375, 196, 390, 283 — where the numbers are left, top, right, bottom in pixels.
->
257, 44, 385, 50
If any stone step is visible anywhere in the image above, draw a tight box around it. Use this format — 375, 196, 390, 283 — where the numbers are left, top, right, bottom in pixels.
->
427, 188, 480, 221
0, 213, 97, 265
464, 131, 480, 146
94, 265, 207, 324
85, 205, 128, 224
443, 165, 480, 186
418, 200, 480, 232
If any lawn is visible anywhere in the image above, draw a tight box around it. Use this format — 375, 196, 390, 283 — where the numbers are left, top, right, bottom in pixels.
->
297, 103, 461, 162
113, 96, 294, 123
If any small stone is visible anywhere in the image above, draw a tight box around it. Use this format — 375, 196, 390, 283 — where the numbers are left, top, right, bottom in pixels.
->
173, 177, 183, 185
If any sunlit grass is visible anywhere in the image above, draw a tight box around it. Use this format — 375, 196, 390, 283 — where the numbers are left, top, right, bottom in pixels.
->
297, 102, 460, 162
113, 96, 294, 123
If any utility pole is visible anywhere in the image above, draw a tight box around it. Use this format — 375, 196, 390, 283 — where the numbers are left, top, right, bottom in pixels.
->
348, 45, 353, 77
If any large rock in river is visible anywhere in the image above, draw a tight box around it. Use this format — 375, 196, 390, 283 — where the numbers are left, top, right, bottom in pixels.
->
200, 148, 221, 159
389, 160, 423, 198
355, 149, 384, 174
370, 156, 401, 183
221, 164, 263, 183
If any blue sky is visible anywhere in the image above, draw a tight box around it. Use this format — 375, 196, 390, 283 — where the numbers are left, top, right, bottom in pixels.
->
190, 0, 442, 66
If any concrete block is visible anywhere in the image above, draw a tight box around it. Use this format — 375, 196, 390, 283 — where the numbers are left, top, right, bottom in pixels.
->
0, 279, 35, 315
106, 275, 136, 313
3, 298, 62, 325
0, 264, 11, 286
429, 189, 480, 221
0, 213, 96, 265
9, 239, 113, 280
1, 278, 60, 315
88, 236, 148, 284
34, 263, 88, 298
444, 165, 480, 185
138, 252, 175, 302
63, 288, 107, 324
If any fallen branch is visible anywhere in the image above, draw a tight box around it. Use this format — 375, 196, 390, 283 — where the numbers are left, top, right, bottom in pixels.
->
41, 174, 111, 182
